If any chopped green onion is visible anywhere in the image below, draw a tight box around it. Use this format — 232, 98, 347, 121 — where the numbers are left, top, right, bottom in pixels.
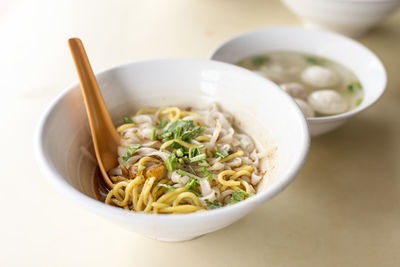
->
123, 116, 133, 123
188, 165, 198, 176
198, 160, 210, 167
216, 151, 228, 158
138, 166, 145, 172
305, 56, 325, 66
156, 183, 177, 192
122, 144, 142, 163
356, 98, 363, 106
174, 126, 183, 139
228, 189, 250, 205
199, 167, 213, 181
175, 148, 184, 157
170, 141, 183, 149
158, 120, 205, 142
181, 126, 206, 141
190, 153, 206, 162
189, 146, 200, 159
160, 131, 173, 140
205, 199, 222, 209
185, 176, 201, 197
347, 85, 354, 93
347, 81, 363, 93
165, 154, 178, 173
214, 147, 229, 158
151, 128, 157, 140
177, 169, 192, 177
251, 55, 269, 67
157, 120, 168, 129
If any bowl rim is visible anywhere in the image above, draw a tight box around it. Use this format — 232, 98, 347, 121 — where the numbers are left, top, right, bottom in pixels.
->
209, 26, 387, 123
35, 58, 310, 222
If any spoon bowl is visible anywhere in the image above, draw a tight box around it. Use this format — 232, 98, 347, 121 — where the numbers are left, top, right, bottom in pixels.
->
68, 38, 119, 188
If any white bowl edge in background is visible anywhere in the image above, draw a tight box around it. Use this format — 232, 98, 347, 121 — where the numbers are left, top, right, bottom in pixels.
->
281, 0, 400, 37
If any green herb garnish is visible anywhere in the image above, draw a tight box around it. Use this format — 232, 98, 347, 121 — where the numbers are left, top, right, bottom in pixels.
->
177, 169, 193, 177
198, 160, 210, 167
157, 120, 168, 129
138, 166, 145, 172
181, 126, 205, 141
190, 153, 206, 163
156, 183, 177, 192
214, 147, 229, 158
123, 116, 133, 123
170, 141, 183, 150
165, 153, 178, 173
175, 148, 184, 157
251, 55, 269, 67
228, 189, 250, 205
189, 146, 200, 159
356, 98, 363, 106
347, 81, 363, 93
122, 144, 142, 163
305, 56, 326, 66
158, 120, 205, 142
215, 150, 228, 158
188, 165, 198, 176
185, 176, 201, 197
205, 199, 222, 209
199, 167, 213, 181
151, 128, 157, 140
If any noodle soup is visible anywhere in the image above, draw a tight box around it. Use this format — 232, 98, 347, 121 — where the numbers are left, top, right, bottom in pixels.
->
102, 104, 265, 214
237, 51, 364, 117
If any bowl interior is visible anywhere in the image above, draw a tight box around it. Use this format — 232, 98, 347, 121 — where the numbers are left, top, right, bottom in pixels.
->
210, 27, 387, 119
38, 59, 309, 214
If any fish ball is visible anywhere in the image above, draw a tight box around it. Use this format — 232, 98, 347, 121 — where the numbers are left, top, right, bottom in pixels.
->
301, 66, 338, 88
280, 82, 307, 99
308, 90, 347, 115
294, 98, 315, 117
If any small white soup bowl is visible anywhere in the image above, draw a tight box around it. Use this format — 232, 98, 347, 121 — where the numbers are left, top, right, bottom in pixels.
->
281, 0, 400, 37
36, 59, 309, 242
210, 27, 387, 137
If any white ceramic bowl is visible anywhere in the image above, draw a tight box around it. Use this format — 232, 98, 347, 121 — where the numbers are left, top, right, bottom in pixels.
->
281, 0, 400, 37
210, 27, 387, 137
35, 59, 309, 242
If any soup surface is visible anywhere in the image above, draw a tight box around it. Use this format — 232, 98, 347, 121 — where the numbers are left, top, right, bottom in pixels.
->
237, 51, 364, 117
102, 104, 265, 214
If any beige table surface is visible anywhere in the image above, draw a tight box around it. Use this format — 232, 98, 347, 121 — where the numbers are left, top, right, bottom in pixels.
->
1, 0, 399, 266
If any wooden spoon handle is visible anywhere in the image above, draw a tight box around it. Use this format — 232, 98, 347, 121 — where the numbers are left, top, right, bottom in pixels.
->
68, 38, 119, 188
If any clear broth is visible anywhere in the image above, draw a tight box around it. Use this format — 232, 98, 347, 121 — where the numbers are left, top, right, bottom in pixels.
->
237, 51, 364, 117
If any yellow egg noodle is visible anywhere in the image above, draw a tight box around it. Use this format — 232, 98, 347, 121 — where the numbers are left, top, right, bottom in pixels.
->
104, 104, 264, 214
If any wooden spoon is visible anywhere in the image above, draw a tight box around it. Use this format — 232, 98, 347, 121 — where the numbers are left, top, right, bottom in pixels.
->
68, 38, 120, 189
